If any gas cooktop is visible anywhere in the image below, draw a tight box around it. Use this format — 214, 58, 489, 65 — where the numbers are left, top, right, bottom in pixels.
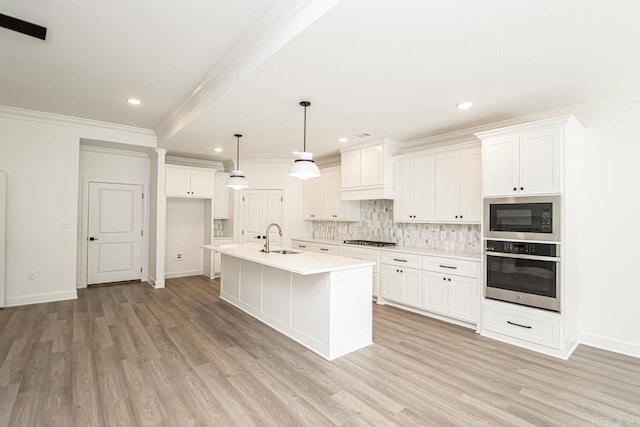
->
343, 240, 396, 247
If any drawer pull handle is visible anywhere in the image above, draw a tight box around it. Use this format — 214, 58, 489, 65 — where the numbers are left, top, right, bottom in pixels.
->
320, 248, 329, 251
393, 258, 408, 262
507, 320, 532, 329
299, 245, 306, 248
439, 264, 457, 269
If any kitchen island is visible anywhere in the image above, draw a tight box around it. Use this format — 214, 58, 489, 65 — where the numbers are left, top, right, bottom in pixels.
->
202, 243, 375, 360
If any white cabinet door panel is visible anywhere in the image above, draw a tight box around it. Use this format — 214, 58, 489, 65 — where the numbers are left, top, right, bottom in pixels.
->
189, 170, 214, 198
423, 272, 449, 315
519, 128, 561, 195
413, 154, 436, 221
435, 151, 460, 221
401, 268, 423, 308
340, 150, 361, 188
458, 149, 481, 222
381, 265, 402, 302
483, 136, 519, 196
165, 167, 191, 197
449, 276, 478, 323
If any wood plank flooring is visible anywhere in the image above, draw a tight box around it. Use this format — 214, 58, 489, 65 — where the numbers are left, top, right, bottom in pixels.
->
1, 276, 639, 426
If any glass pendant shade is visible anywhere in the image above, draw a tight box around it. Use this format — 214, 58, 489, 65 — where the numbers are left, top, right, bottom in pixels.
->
226, 170, 249, 190
226, 133, 248, 190
288, 152, 320, 180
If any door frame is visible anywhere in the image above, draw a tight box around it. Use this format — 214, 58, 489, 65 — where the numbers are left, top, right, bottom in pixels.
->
78, 177, 149, 288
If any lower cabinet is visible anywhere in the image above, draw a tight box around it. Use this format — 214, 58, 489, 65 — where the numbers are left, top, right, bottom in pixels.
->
381, 265, 423, 309
423, 272, 477, 323
381, 251, 480, 327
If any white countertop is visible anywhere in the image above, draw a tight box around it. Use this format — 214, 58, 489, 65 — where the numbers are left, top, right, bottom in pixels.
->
291, 237, 481, 262
202, 243, 375, 275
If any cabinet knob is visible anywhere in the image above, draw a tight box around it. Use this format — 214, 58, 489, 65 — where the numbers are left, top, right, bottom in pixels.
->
443, 277, 446, 281
455, 215, 458, 218
448, 278, 451, 282
520, 187, 524, 191
460, 215, 463, 219
513, 187, 517, 191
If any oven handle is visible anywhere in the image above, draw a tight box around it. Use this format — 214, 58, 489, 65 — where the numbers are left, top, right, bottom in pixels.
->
484, 251, 560, 262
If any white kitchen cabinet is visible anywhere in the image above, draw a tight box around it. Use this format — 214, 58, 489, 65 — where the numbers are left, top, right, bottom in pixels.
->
166, 165, 215, 198
291, 240, 339, 255
381, 264, 423, 309
214, 172, 230, 219
480, 126, 561, 197
340, 139, 399, 200
303, 167, 359, 221
212, 237, 234, 277
393, 154, 436, 222
423, 271, 477, 323
434, 147, 481, 222
303, 176, 325, 219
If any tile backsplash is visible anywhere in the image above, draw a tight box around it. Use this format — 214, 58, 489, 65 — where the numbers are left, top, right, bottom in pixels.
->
312, 200, 480, 253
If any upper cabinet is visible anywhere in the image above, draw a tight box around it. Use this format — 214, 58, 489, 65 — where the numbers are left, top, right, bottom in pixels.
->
435, 147, 481, 222
165, 165, 215, 198
394, 154, 436, 222
394, 144, 481, 224
303, 167, 360, 221
340, 139, 399, 200
479, 124, 562, 197
213, 172, 230, 219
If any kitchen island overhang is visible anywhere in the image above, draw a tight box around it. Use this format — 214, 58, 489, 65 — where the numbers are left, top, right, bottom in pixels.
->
203, 244, 375, 360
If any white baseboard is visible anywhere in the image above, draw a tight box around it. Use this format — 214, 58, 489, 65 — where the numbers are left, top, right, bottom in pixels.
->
6, 290, 78, 307
579, 332, 640, 359
165, 270, 203, 279
147, 275, 156, 285
154, 279, 165, 289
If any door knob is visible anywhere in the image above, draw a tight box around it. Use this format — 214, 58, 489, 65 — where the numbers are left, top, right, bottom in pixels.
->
89, 237, 98, 241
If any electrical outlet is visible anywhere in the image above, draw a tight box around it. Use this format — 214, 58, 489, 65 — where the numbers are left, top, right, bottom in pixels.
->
60, 220, 71, 228
176, 253, 183, 261
27, 271, 36, 280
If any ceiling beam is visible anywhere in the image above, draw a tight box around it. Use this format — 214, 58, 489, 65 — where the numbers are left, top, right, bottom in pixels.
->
153, 0, 343, 144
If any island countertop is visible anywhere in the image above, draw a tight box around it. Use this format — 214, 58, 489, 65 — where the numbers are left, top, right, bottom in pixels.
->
202, 243, 375, 276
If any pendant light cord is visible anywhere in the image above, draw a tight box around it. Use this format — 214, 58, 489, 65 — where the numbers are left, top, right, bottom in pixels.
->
234, 134, 242, 170
303, 104, 307, 153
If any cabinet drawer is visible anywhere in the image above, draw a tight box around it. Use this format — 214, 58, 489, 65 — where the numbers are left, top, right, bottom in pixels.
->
483, 300, 561, 349
381, 252, 422, 269
316, 244, 339, 255
291, 241, 316, 251
423, 256, 478, 278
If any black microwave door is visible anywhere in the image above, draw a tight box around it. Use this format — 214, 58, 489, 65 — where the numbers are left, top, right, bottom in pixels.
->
490, 203, 552, 233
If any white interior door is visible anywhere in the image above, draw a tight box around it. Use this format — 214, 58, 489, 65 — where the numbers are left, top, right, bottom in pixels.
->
263, 190, 283, 246
88, 182, 143, 285
242, 189, 283, 245
242, 190, 263, 243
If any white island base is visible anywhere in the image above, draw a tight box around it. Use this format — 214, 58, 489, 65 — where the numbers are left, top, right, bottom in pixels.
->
220, 254, 373, 361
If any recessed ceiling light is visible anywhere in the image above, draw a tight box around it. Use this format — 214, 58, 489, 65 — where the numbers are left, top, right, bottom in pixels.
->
214, 147, 223, 152
338, 137, 349, 143
127, 98, 141, 105
456, 101, 473, 110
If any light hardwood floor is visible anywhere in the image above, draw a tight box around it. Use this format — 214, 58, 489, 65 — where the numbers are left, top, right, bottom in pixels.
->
0, 276, 639, 426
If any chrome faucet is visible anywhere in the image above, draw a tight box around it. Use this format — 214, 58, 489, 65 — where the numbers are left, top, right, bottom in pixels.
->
263, 223, 283, 253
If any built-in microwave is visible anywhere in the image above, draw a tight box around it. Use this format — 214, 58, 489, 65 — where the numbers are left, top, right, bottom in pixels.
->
483, 195, 561, 242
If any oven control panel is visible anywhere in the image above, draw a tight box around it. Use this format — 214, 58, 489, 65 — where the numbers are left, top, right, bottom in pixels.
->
486, 240, 557, 257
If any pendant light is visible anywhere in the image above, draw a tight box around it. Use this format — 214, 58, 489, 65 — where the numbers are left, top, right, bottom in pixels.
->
289, 101, 320, 180
226, 133, 249, 190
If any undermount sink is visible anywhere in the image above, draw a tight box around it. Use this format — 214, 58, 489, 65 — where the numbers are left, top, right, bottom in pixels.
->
261, 249, 300, 255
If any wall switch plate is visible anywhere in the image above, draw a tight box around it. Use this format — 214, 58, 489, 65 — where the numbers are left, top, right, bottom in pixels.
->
27, 271, 36, 280
176, 253, 183, 261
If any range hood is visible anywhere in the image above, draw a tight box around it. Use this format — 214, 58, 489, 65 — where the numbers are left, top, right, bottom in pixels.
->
339, 138, 399, 201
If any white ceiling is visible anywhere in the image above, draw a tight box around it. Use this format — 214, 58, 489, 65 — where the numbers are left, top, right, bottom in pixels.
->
2, 0, 640, 162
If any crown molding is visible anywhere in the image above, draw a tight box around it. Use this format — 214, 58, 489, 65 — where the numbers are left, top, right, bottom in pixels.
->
400, 91, 640, 152
153, 0, 342, 144
0, 104, 156, 144
79, 144, 150, 159
165, 155, 224, 169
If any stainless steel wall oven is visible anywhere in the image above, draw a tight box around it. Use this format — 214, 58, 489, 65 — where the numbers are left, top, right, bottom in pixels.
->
485, 240, 560, 312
